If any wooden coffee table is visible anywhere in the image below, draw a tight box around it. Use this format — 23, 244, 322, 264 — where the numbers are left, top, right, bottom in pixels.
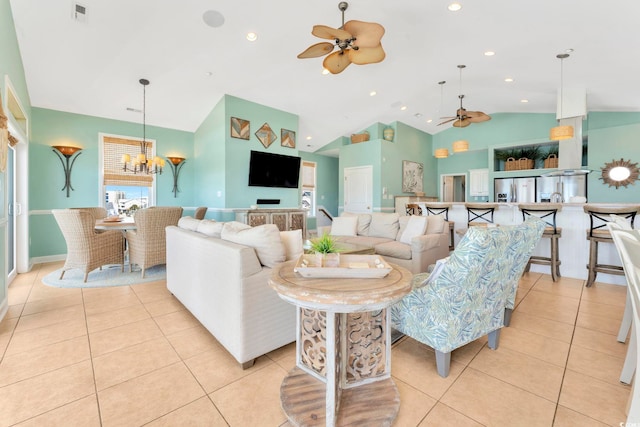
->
269, 261, 412, 426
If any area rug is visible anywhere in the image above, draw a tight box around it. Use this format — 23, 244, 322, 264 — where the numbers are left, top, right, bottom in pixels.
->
42, 264, 166, 288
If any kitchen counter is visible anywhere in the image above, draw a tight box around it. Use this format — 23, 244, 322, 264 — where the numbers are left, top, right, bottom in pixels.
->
444, 202, 634, 285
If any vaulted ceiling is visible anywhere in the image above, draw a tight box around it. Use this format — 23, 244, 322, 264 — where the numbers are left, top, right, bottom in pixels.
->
9, 0, 640, 152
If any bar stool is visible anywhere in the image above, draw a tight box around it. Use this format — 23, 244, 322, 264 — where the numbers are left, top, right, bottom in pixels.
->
518, 203, 562, 281
584, 204, 640, 287
405, 203, 422, 216
456, 203, 499, 237
424, 202, 454, 251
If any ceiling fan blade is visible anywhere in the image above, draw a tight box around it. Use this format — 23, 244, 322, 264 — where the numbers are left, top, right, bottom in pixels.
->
343, 20, 385, 48
453, 119, 471, 128
312, 25, 352, 41
437, 118, 456, 126
348, 45, 385, 65
466, 111, 492, 123
323, 50, 352, 74
297, 42, 335, 59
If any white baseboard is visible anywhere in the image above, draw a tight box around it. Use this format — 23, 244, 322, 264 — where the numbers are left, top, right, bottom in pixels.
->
31, 254, 66, 265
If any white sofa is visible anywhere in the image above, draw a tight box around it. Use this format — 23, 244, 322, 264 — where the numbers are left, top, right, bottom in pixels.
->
318, 212, 450, 273
166, 218, 297, 368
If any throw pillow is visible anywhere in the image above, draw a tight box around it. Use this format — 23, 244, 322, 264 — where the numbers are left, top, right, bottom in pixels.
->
400, 216, 427, 244
177, 216, 200, 231
196, 219, 224, 238
280, 229, 304, 261
221, 223, 285, 268
341, 212, 371, 236
330, 216, 358, 236
369, 213, 400, 239
425, 214, 445, 234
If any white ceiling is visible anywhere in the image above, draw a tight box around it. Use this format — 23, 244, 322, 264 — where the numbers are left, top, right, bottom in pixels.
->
9, 0, 640, 153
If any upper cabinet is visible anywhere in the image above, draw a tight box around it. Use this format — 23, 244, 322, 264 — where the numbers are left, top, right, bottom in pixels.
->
469, 169, 489, 196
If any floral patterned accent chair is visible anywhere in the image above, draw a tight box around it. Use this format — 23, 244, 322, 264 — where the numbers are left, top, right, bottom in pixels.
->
390, 217, 545, 377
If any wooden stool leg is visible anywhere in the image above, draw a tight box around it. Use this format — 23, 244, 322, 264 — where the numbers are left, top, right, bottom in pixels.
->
550, 235, 559, 282
586, 239, 598, 287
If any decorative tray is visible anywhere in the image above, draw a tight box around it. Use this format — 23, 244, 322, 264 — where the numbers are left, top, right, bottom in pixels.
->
293, 254, 392, 279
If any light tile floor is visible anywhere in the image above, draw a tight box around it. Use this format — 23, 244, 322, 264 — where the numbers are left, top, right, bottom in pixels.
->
0, 262, 632, 426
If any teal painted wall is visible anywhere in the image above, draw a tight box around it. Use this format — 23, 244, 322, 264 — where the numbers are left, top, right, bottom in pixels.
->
29, 108, 194, 258
0, 0, 30, 305
193, 96, 226, 216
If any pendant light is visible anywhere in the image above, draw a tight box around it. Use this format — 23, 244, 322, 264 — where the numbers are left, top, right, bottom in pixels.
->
122, 79, 164, 174
434, 81, 449, 158
550, 53, 574, 141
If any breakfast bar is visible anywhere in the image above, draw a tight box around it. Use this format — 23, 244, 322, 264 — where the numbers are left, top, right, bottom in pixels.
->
445, 202, 639, 285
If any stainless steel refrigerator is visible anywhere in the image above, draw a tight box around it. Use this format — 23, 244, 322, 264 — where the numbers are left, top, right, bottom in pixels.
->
494, 177, 536, 203
536, 175, 587, 203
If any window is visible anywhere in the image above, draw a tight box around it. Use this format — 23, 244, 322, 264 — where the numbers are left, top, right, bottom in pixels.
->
301, 161, 316, 216
100, 134, 156, 216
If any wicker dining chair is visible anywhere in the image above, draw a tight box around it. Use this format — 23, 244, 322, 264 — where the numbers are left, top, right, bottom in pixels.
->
194, 206, 208, 220
126, 206, 183, 277
52, 209, 124, 282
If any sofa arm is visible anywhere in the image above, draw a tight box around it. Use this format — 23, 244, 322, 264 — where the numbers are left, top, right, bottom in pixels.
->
410, 233, 450, 273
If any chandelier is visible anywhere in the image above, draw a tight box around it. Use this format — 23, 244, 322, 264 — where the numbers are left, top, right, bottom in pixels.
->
121, 78, 164, 174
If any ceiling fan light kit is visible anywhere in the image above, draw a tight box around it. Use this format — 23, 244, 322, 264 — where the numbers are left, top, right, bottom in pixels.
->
297, 2, 385, 74
550, 53, 574, 141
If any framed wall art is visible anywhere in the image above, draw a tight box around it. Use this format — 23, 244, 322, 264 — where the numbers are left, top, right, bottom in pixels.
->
281, 129, 296, 148
255, 123, 277, 149
231, 117, 250, 140
402, 160, 424, 193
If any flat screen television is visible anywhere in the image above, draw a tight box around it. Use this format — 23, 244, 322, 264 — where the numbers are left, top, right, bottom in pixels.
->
248, 150, 301, 188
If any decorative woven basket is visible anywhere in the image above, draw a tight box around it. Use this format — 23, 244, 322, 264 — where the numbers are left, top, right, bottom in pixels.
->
544, 154, 558, 168
518, 157, 534, 170
350, 131, 370, 144
505, 157, 518, 171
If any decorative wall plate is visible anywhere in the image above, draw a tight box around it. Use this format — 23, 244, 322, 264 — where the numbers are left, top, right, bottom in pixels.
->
256, 123, 277, 148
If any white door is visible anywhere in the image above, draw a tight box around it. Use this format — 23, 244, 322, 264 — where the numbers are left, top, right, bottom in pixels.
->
344, 166, 372, 213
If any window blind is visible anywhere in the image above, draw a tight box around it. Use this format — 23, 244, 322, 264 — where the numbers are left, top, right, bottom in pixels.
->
302, 161, 316, 189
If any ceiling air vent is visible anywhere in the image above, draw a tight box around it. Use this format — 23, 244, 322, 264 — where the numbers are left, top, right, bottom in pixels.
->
72, 3, 87, 23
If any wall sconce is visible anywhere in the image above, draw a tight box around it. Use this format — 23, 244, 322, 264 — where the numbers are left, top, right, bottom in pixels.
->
166, 156, 186, 197
52, 145, 82, 197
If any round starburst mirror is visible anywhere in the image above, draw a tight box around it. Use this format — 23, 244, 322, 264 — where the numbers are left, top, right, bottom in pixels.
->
600, 158, 639, 189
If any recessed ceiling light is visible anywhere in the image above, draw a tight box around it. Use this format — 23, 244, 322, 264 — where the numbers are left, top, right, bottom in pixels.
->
565, 48, 574, 53
246, 32, 257, 41
205, 71, 213, 77
322, 68, 330, 75
520, 99, 529, 103
306, 136, 312, 140
484, 51, 495, 56
202, 10, 225, 28
370, 91, 377, 96
400, 106, 407, 111
448, 2, 462, 12
426, 119, 433, 123
504, 77, 514, 82
414, 113, 423, 118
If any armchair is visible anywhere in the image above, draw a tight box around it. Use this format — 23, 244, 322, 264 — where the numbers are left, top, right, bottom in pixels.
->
52, 209, 124, 282
390, 218, 545, 377
126, 206, 183, 277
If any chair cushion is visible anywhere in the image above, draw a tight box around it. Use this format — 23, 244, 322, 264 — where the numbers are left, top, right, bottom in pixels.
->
369, 213, 400, 239
330, 216, 358, 236
221, 222, 286, 268
178, 216, 200, 231
280, 229, 303, 261
375, 241, 412, 260
197, 219, 224, 238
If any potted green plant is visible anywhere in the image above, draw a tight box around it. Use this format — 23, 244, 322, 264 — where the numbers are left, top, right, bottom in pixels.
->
310, 233, 340, 267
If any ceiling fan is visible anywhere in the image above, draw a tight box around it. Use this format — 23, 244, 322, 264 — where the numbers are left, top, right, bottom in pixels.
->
297, 2, 385, 74
438, 65, 491, 128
